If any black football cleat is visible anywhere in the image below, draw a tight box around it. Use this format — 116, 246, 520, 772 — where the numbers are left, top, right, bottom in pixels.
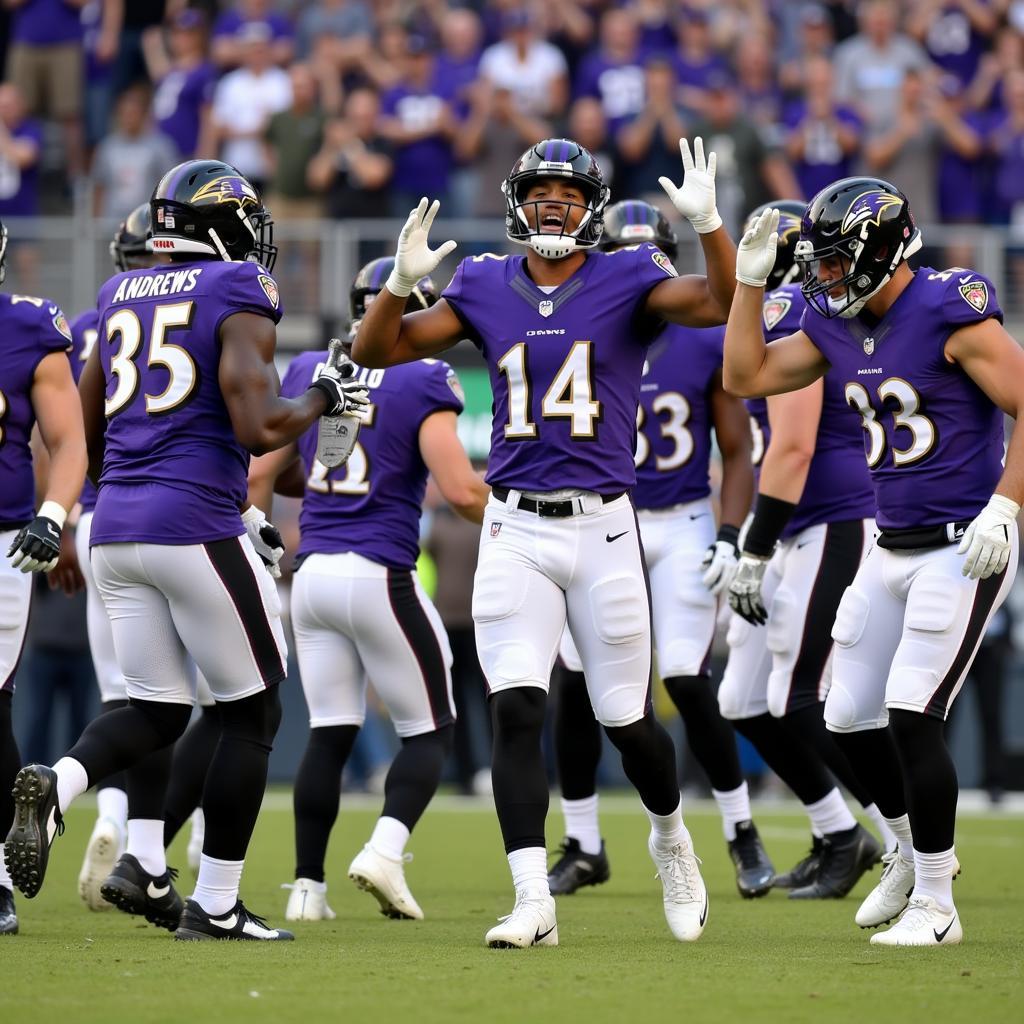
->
727, 820, 775, 898
788, 824, 882, 900
100, 854, 184, 931
0, 886, 17, 935
4, 765, 63, 898
547, 838, 611, 896
174, 898, 295, 941
773, 835, 823, 890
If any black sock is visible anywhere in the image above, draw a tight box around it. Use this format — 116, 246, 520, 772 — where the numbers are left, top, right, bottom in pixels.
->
0, 691, 20, 837
92, 699, 129, 795
125, 744, 174, 820
831, 726, 907, 819
663, 675, 743, 792
730, 712, 835, 805
890, 710, 957, 852
163, 705, 221, 847
381, 726, 453, 830
201, 687, 282, 862
293, 724, 359, 882
782, 703, 875, 808
553, 669, 601, 800
490, 689, 548, 853
604, 713, 679, 816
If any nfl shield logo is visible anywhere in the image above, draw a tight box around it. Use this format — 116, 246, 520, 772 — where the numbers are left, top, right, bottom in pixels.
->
538, 300, 553, 318
490, 522, 502, 537
863, 336, 875, 356
958, 280, 988, 313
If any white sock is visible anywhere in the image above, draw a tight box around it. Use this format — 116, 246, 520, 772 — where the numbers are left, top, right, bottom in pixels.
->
192, 854, 244, 917
804, 788, 857, 836
912, 847, 956, 910
369, 816, 410, 861
560, 794, 602, 855
53, 756, 90, 813
863, 803, 896, 853
884, 813, 914, 861
644, 796, 690, 851
0, 844, 11, 889
96, 787, 128, 830
126, 819, 167, 876
507, 847, 549, 896
189, 808, 205, 846
712, 782, 751, 842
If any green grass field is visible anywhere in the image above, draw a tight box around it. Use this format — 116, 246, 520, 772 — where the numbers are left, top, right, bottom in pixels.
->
2, 793, 1021, 1024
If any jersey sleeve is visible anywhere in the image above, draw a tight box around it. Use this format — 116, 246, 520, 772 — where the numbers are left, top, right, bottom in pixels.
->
418, 360, 465, 421
633, 242, 679, 295
440, 258, 483, 347
225, 262, 284, 324
941, 270, 1003, 327
36, 301, 73, 354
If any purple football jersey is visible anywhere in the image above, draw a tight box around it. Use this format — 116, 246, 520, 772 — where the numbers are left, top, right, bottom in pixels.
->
799, 268, 1004, 531
280, 352, 463, 570
90, 260, 283, 546
634, 325, 722, 509
68, 308, 99, 513
443, 245, 675, 493
0, 293, 72, 526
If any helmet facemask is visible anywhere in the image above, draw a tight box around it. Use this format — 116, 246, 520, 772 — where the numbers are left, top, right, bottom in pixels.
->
505, 180, 603, 260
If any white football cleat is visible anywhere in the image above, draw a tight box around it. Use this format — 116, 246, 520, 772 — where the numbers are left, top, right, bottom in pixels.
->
648, 834, 708, 942
186, 809, 204, 875
856, 851, 960, 928
283, 878, 336, 921
348, 844, 423, 920
870, 895, 962, 947
485, 890, 558, 949
77, 817, 124, 911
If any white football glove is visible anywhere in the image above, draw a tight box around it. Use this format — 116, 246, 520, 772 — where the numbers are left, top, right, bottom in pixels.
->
386, 197, 457, 297
736, 207, 780, 287
701, 539, 740, 595
309, 364, 371, 419
728, 553, 771, 625
957, 494, 1020, 579
241, 505, 285, 579
658, 137, 722, 235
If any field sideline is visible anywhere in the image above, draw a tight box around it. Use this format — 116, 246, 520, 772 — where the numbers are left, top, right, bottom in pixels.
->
2, 793, 1021, 1024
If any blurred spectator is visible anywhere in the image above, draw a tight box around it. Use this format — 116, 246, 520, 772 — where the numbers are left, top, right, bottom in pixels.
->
965, 25, 1023, 113
671, 7, 730, 116
203, 22, 292, 192
212, 0, 294, 68
615, 57, 684, 199
833, 0, 930, 130
143, 8, 217, 160
295, 0, 372, 63
307, 87, 393, 220
478, 6, 568, 118
688, 72, 801, 233
355, 20, 409, 93
5, 0, 85, 176
264, 63, 325, 220
435, 6, 483, 110
569, 95, 613, 184
907, 0, 998, 89
93, 0, 168, 100
863, 69, 981, 225
0, 82, 43, 218
778, 3, 836, 94
990, 67, 1024, 225
575, 7, 647, 137
937, 78, 989, 224
91, 84, 177, 219
734, 36, 784, 140
81, 0, 113, 150
783, 56, 861, 201
545, 0, 599, 77
630, 0, 676, 54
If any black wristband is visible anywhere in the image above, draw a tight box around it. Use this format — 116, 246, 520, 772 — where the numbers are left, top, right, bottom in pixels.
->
743, 495, 798, 557
307, 379, 336, 414
716, 524, 740, 549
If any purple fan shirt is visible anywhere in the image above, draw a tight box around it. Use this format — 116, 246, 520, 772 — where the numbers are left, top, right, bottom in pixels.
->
213, 12, 293, 42
90, 260, 283, 546
280, 352, 463, 570
0, 118, 43, 217
443, 244, 676, 493
11, 0, 83, 45
0, 293, 72, 526
381, 83, 455, 195
783, 102, 862, 201
153, 63, 218, 158
799, 268, 1004, 531
922, 3, 991, 86
634, 325, 722, 509
575, 51, 647, 133
68, 308, 99, 513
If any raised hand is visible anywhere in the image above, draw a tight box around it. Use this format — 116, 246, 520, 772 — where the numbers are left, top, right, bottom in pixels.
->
387, 197, 457, 298
658, 137, 722, 235
736, 207, 780, 288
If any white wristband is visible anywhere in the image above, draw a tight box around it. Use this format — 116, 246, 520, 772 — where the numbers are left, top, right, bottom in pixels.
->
241, 505, 266, 526
38, 500, 67, 530
988, 493, 1021, 519
385, 270, 414, 299
690, 210, 723, 235
736, 272, 767, 288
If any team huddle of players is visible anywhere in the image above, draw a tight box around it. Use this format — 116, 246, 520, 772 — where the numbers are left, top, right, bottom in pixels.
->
1, 130, 1021, 951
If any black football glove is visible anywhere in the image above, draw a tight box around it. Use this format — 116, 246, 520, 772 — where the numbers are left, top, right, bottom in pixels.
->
7, 514, 62, 573
308, 364, 370, 418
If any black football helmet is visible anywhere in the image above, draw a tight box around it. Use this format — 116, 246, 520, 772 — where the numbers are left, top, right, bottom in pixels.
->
744, 199, 805, 290
795, 176, 921, 319
349, 257, 437, 322
110, 203, 155, 273
502, 138, 609, 259
149, 159, 277, 271
600, 200, 677, 261
0, 218, 7, 285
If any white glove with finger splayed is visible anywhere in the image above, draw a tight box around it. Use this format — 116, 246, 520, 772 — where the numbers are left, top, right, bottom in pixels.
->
386, 197, 458, 298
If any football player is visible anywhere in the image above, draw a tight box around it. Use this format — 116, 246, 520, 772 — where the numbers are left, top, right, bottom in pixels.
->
0, 217, 88, 936
718, 200, 891, 899
353, 137, 737, 947
724, 178, 1024, 946
248, 257, 488, 924
4, 160, 367, 941
547, 199, 773, 900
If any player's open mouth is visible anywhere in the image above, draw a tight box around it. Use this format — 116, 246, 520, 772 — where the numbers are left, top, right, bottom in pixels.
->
539, 213, 567, 233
